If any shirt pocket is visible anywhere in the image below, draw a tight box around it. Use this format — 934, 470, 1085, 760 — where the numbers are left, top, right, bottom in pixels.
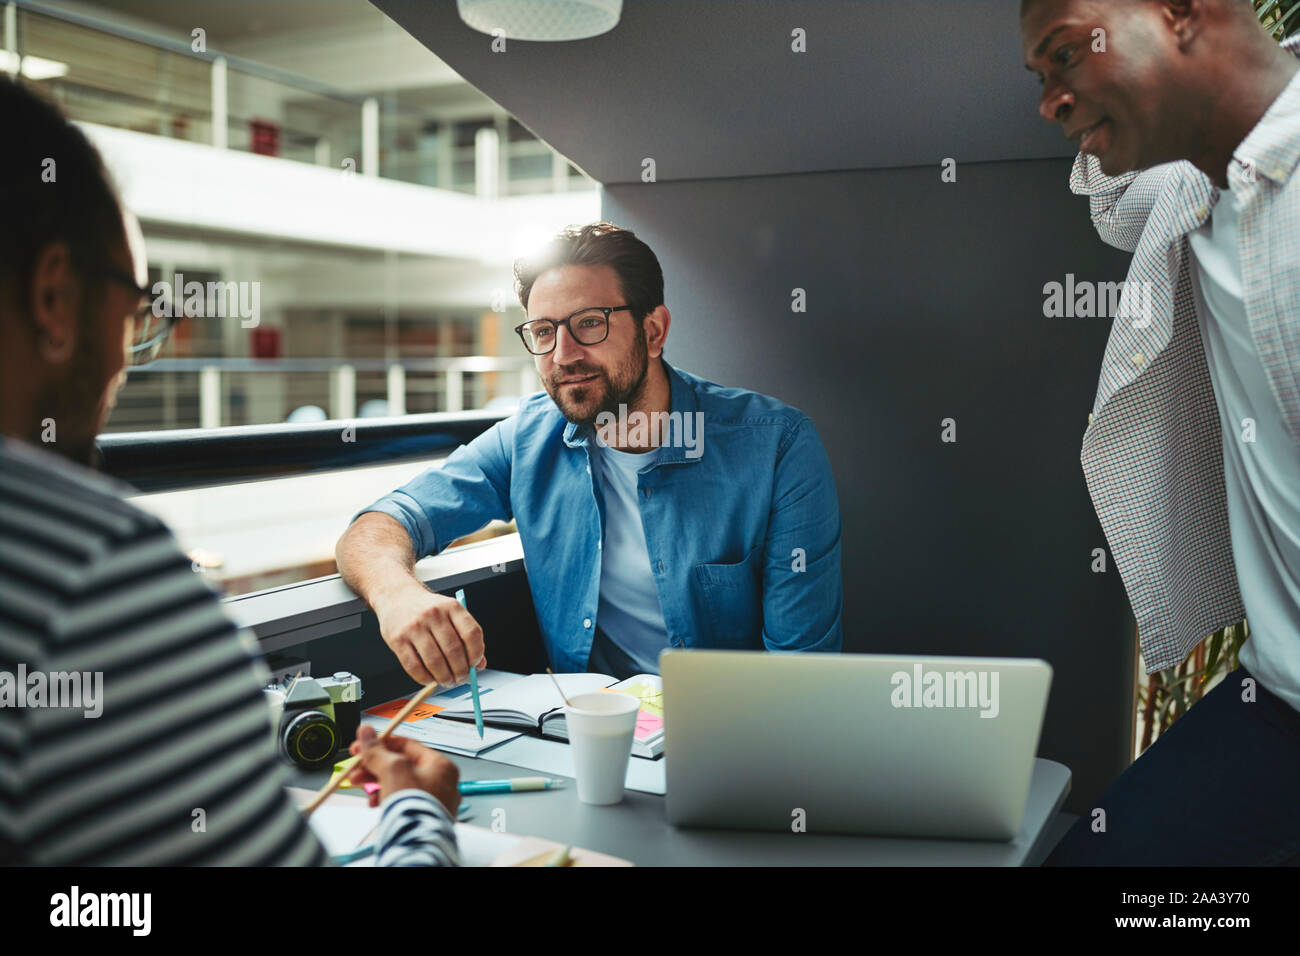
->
692, 545, 764, 648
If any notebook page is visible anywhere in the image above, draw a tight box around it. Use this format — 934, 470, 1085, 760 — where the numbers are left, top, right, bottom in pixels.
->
439, 673, 614, 722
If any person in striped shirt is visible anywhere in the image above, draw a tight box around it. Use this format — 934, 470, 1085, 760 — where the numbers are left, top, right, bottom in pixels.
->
0, 75, 459, 866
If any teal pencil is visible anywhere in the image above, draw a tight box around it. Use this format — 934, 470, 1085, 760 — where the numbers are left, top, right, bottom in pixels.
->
455, 588, 485, 738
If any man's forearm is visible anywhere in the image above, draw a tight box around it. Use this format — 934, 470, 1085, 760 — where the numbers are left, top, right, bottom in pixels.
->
336, 512, 426, 608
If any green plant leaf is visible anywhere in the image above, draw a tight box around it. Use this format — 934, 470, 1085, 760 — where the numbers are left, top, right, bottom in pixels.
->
1203, 628, 1225, 682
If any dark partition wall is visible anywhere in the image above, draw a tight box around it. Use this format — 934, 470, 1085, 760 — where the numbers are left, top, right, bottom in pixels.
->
604, 158, 1138, 813
374, 0, 1149, 816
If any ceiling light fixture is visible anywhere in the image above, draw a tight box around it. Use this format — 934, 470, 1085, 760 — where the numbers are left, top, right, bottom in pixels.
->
456, 0, 622, 42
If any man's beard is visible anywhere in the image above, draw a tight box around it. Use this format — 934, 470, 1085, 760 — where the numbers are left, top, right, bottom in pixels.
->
544, 330, 649, 426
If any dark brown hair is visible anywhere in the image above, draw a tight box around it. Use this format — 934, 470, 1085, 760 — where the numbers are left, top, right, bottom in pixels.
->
0, 76, 125, 309
513, 222, 664, 322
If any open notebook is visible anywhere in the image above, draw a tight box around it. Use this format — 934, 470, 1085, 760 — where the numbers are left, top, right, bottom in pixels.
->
436, 672, 665, 759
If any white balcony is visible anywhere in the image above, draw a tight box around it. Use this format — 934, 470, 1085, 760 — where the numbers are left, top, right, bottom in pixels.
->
82, 121, 600, 262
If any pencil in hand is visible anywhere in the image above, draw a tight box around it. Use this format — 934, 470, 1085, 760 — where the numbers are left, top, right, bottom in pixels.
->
301, 679, 441, 818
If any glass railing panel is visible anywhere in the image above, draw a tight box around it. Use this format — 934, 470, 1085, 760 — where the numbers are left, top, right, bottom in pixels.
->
18, 8, 212, 143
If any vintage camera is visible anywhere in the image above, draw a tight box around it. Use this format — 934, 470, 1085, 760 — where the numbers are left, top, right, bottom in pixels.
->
264, 672, 363, 770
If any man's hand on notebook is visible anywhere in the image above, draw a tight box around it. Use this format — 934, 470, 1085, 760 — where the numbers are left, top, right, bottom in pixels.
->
374, 580, 487, 685
348, 723, 461, 816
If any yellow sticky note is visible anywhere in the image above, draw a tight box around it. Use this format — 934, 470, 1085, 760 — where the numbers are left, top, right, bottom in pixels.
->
602, 682, 663, 717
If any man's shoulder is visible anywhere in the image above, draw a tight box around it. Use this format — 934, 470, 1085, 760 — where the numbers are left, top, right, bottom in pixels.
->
0, 437, 230, 659
505, 391, 570, 442
1, 436, 144, 506
0, 437, 168, 554
672, 365, 808, 429
515, 389, 564, 422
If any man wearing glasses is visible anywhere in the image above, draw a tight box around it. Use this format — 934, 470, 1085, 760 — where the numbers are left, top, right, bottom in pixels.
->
0, 77, 461, 865
337, 222, 843, 683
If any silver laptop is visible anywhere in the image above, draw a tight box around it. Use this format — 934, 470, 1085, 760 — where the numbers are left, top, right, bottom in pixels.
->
661, 650, 1052, 840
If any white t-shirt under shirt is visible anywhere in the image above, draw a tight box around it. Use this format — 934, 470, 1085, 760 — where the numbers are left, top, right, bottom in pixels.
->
589, 439, 670, 675
1187, 181, 1300, 713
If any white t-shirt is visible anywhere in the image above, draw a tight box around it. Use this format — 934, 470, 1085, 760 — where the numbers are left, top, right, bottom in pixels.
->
1188, 182, 1300, 713
589, 440, 670, 674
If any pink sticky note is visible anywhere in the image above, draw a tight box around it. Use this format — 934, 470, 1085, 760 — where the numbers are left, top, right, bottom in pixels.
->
363, 782, 380, 795
635, 713, 664, 738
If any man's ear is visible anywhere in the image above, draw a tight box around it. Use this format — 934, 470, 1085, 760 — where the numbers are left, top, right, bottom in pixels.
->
643, 304, 670, 358
29, 241, 79, 364
1160, 0, 1203, 50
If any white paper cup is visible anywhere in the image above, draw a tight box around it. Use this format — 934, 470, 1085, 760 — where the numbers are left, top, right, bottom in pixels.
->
565, 692, 640, 805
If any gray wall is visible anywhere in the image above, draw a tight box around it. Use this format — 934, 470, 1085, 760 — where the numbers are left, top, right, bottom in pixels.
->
605, 157, 1137, 813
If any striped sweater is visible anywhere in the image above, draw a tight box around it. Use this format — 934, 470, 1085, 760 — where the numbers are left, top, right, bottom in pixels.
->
0, 437, 457, 866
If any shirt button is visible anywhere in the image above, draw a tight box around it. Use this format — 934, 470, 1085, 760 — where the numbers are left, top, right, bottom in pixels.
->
583, 618, 592, 629
1131, 352, 1146, 368
597, 540, 602, 551
1087, 412, 1094, 425
643, 488, 652, 499
656, 560, 664, 573
1195, 205, 1208, 218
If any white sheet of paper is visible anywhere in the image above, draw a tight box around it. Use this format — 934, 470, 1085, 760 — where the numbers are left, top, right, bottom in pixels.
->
454, 824, 523, 867
438, 673, 615, 721
360, 713, 519, 756
305, 803, 381, 856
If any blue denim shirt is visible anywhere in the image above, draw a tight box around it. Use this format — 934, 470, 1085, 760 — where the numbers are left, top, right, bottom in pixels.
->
358, 362, 843, 673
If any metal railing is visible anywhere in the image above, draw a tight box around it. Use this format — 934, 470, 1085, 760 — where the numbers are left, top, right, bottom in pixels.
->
98, 407, 512, 493
115, 356, 538, 432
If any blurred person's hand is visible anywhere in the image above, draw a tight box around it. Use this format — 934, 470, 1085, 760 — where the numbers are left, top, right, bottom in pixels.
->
348, 724, 460, 816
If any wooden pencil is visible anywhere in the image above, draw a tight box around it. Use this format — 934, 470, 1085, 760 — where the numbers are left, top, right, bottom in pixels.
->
301, 679, 441, 819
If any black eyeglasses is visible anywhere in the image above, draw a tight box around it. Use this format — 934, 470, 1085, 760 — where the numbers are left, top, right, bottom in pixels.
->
515, 305, 632, 355
94, 265, 180, 366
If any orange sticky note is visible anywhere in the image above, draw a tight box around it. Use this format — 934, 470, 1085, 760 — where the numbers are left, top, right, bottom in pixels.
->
364, 698, 444, 722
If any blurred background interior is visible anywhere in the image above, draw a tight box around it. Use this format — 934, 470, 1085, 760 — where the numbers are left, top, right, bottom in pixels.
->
13, 0, 1297, 793
4, 0, 599, 595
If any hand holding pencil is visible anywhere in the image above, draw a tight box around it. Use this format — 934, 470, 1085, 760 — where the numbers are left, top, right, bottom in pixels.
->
345, 723, 461, 816
370, 580, 487, 686
302, 680, 459, 818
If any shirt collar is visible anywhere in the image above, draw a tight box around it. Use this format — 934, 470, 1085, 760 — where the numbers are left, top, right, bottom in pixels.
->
655, 360, 703, 466
561, 359, 703, 464
1232, 37, 1300, 187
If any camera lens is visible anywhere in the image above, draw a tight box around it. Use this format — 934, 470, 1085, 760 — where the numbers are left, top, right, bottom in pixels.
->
280, 710, 338, 769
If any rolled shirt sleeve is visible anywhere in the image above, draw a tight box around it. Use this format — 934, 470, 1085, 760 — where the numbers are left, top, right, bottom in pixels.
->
356, 415, 517, 558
